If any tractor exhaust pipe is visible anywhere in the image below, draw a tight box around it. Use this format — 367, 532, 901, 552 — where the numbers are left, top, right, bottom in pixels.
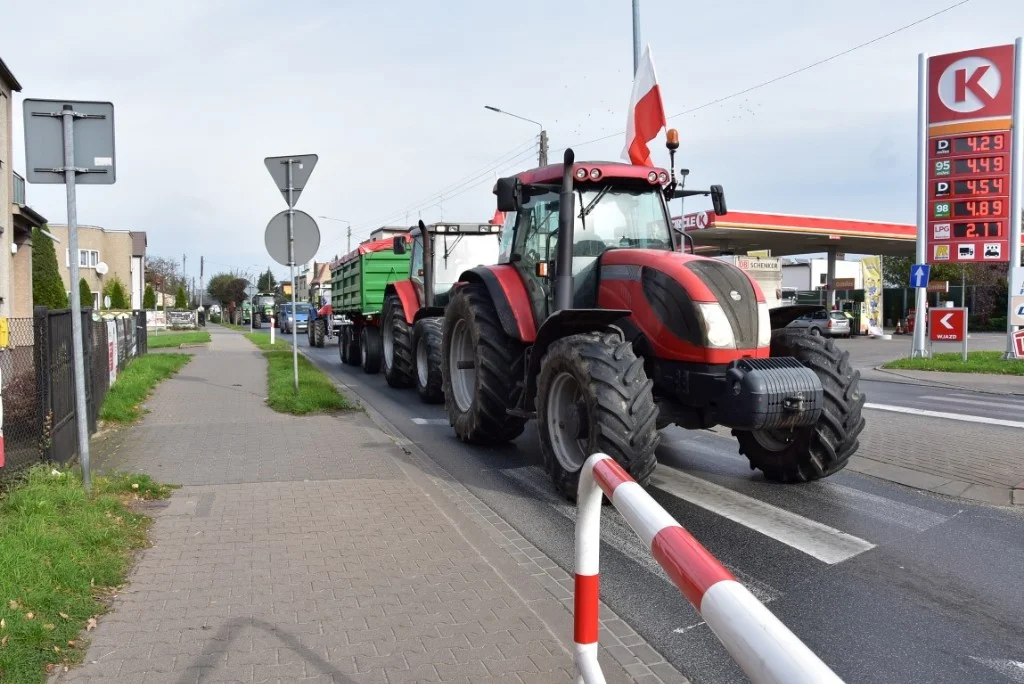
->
554, 148, 576, 312
419, 219, 434, 307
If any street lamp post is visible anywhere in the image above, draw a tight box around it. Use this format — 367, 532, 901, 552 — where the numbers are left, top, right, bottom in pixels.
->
484, 106, 548, 167
319, 216, 352, 252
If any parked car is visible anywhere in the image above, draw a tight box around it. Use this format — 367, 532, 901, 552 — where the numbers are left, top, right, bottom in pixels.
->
280, 303, 311, 334
785, 309, 851, 338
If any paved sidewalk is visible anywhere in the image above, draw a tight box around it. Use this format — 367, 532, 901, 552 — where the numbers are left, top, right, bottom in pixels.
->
55, 327, 682, 683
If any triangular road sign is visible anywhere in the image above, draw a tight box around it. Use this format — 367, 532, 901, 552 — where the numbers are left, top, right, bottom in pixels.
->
264, 154, 318, 207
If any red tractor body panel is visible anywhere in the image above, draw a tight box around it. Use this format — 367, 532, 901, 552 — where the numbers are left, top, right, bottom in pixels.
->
390, 280, 421, 325
483, 265, 538, 342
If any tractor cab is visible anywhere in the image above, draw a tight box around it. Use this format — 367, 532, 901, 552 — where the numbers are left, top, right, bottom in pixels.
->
392, 222, 502, 308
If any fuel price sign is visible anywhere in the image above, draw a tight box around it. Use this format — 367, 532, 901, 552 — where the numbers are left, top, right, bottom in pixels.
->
925, 45, 1016, 265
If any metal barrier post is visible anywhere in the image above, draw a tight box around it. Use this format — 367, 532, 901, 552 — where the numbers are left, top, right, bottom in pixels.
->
575, 454, 844, 684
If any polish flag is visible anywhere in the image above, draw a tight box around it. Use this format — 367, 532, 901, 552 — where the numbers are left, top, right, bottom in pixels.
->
621, 44, 667, 166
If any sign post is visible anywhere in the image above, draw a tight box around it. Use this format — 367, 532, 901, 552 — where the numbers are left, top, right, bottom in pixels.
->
928, 306, 969, 361
264, 154, 320, 393
22, 99, 116, 493
909, 262, 930, 356
1008, 38, 1024, 360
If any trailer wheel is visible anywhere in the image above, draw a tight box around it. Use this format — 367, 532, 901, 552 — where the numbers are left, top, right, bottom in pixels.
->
339, 327, 348, 363
442, 283, 525, 444
733, 328, 866, 482
537, 330, 660, 501
360, 326, 382, 374
382, 295, 415, 388
344, 326, 361, 366
413, 317, 444, 404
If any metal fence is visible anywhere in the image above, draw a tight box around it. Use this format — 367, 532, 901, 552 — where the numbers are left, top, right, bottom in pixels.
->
0, 307, 147, 479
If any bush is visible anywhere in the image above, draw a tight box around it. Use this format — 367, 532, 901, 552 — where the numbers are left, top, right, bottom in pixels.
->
32, 226, 68, 310
103, 276, 129, 310
174, 285, 187, 309
143, 284, 156, 310
78, 278, 93, 308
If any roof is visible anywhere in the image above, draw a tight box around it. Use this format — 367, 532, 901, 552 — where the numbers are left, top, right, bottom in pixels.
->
0, 56, 22, 91
673, 210, 917, 258
506, 162, 669, 187
330, 234, 409, 269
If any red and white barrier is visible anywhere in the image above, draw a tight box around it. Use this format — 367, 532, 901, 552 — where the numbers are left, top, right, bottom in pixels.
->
574, 454, 844, 684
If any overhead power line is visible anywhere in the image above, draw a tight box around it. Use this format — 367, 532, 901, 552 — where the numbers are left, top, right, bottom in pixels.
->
554, 0, 974, 154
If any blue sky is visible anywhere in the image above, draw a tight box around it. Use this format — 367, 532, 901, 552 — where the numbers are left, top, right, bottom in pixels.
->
4, 0, 1020, 283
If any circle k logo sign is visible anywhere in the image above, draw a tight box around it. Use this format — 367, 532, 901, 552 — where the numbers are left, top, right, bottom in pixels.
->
937, 56, 1002, 113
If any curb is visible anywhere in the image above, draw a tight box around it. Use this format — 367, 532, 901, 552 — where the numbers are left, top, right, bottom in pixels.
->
867, 365, 1024, 397
846, 456, 1021, 508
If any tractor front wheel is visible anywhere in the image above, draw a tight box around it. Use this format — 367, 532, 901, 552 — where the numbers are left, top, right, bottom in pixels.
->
537, 330, 660, 501
382, 295, 415, 388
733, 329, 866, 482
413, 317, 444, 404
442, 283, 525, 444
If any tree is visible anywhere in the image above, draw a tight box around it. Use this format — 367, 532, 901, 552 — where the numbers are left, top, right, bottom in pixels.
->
143, 284, 156, 309
256, 267, 276, 292
32, 227, 69, 310
145, 256, 183, 292
79, 278, 93, 308
103, 276, 130, 309
207, 272, 249, 308
174, 285, 188, 309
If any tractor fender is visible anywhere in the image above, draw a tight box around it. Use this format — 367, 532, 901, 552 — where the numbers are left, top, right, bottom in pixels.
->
456, 266, 537, 342
522, 308, 631, 413
385, 280, 421, 325
769, 304, 821, 330
413, 306, 444, 324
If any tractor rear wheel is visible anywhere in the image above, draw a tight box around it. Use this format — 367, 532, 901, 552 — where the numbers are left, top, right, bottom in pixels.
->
413, 317, 444, 404
360, 326, 382, 374
383, 295, 415, 388
442, 283, 525, 444
313, 319, 326, 347
733, 329, 865, 482
537, 330, 660, 501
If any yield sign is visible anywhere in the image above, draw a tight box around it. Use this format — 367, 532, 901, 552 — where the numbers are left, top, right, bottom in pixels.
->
264, 154, 318, 208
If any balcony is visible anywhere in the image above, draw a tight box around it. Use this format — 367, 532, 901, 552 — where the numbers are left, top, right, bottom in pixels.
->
13, 171, 25, 205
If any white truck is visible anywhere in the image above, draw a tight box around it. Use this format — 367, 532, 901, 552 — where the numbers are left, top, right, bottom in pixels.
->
715, 255, 784, 309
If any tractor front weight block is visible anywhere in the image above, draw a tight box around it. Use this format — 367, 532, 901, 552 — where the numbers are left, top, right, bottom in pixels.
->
716, 358, 823, 432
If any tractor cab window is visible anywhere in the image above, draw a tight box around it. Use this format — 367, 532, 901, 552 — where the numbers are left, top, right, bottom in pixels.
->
410, 234, 425, 279
433, 232, 501, 295
498, 212, 517, 264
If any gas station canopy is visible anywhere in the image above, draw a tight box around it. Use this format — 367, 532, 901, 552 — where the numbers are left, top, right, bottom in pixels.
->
672, 211, 917, 257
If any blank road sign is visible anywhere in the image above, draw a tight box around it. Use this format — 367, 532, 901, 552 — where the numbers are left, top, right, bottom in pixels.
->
265, 210, 320, 267
264, 154, 318, 207
23, 99, 116, 185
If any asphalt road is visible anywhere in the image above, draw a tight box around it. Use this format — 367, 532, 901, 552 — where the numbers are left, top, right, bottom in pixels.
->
284, 332, 1024, 684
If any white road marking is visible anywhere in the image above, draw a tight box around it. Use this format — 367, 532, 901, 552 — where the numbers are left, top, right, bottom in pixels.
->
919, 395, 1024, 410
864, 402, 1024, 430
650, 469, 876, 564
797, 482, 949, 533
499, 466, 782, 604
949, 392, 1024, 405
673, 621, 706, 635
410, 418, 448, 425
970, 657, 1024, 683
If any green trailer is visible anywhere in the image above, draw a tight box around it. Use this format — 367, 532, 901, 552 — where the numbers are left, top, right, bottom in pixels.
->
330, 235, 411, 373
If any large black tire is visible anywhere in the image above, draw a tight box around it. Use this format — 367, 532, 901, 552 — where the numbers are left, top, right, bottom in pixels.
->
313, 319, 326, 348
442, 283, 526, 444
343, 326, 361, 366
360, 326, 382, 374
413, 317, 444, 404
339, 326, 348, 364
382, 295, 415, 388
733, 328, 866, 482
537, 330, 660, 501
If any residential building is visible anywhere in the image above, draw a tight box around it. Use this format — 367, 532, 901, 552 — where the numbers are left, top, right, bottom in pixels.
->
1, 57, 47, 318
46, 224, 147, 309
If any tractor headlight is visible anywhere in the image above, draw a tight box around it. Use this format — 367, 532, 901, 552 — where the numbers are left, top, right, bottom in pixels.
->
757, 302, 772, 347
696, 303, 736, 349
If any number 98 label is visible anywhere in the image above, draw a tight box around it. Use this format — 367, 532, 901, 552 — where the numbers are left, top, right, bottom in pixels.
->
933, 202, 951, 218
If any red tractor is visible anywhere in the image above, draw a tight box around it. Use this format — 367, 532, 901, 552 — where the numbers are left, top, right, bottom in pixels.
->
440, 138, 866, 499
381, 221, 503, 403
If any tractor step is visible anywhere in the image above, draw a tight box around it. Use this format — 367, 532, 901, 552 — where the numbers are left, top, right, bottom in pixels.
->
456, 360, 475, 370
506, 408, 536, 419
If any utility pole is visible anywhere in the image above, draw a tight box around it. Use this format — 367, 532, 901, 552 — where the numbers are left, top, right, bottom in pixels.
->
632, 0, 641, 74
484, 105, 546, 167
539, 129, 549, 166
347, 225, 351, 253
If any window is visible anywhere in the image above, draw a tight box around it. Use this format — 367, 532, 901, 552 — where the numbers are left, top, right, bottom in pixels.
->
498, 212, 517, 263
67, 249, 100, 268
410, 235, 424, 279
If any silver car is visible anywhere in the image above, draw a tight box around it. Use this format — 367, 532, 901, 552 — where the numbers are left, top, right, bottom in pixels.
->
786, 309, 852, 338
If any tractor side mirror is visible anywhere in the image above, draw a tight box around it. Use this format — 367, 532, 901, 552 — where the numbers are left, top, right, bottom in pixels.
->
496, 176, 523, 212
393, 236, 407, 254
710, 185, 727, 216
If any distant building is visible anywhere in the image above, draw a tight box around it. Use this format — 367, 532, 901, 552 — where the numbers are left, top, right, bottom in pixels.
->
366, 226, 409, 244
46, 224, 147, 309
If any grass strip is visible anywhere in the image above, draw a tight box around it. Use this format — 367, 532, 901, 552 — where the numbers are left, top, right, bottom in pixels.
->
98, 354, 193, 424
243, 332, 351, 414
882, 351, 1024, 376
0, 467, 176, 682
146, 330, 210, 349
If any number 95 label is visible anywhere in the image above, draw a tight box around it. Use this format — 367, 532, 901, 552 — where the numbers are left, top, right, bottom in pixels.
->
934, 160, 951, 176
